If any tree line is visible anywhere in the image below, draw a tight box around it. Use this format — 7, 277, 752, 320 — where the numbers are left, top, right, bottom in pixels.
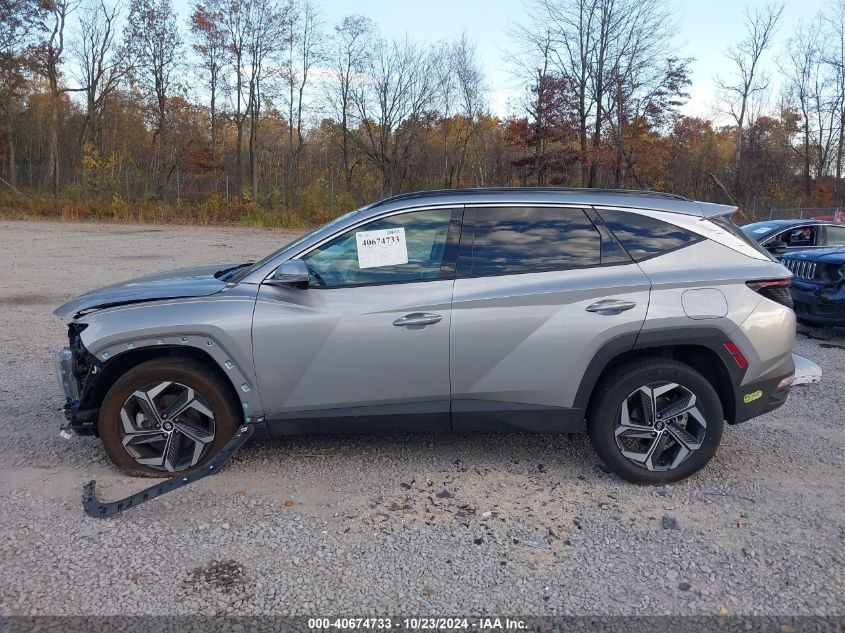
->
1, 0, 844, 226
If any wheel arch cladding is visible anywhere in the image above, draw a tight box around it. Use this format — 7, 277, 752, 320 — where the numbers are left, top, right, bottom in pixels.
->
576, 328, 740, 425
75, 291, 263, 419
80, 338, 258, 423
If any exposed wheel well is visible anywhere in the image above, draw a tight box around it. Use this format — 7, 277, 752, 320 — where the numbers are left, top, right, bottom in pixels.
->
586, 345, 736, 424
82, 346, 243, 430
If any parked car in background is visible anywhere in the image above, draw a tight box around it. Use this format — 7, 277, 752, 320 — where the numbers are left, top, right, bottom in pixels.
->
741, 219, 845, 258
54, 188, 798, 485
781, 249, 845, 326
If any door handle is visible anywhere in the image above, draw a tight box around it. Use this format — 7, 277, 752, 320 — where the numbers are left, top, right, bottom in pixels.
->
585, 299, 637, 315
393, 312, 443, 327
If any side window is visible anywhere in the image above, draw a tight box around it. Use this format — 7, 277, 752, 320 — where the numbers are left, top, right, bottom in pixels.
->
466, 207, 605, 276
597, 209, 700, 261
301, 208, 453, 287
826, 225, 845, 246
776, 226, 817, 247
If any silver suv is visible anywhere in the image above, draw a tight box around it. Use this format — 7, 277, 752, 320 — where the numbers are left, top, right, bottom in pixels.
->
54, 188, 797, 484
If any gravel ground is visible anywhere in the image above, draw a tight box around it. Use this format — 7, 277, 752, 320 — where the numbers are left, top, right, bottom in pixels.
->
0, 220, 842, 616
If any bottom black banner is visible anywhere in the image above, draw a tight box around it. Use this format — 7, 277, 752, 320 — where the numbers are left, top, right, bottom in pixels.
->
0, 616, 841, 633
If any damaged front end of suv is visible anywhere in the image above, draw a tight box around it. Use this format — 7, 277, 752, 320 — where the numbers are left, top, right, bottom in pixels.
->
52, 263, 261, 441
55, 323, 102, 436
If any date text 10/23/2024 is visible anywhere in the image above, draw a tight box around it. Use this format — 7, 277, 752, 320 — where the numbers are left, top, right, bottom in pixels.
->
307, 617, 528, 630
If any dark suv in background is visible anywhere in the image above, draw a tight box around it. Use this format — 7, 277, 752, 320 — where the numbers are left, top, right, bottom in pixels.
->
742, 219, 845, 257
743, 219, 845, 325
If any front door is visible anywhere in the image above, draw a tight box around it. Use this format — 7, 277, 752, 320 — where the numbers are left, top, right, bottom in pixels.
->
251, 207, 460, 431
769, 224, 823, 255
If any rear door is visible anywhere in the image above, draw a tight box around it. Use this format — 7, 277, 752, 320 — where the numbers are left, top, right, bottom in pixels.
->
449, 205, 651, 431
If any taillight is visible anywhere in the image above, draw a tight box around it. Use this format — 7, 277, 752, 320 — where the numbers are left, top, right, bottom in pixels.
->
746, 278, 793, 309
724, 340, 749, 369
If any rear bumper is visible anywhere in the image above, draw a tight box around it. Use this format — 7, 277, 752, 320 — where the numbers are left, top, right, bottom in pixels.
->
791, 281, 845, 326
732, 354, 795, 424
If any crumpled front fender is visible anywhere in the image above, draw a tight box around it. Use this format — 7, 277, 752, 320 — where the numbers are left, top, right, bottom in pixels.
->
74, 285, 265, 420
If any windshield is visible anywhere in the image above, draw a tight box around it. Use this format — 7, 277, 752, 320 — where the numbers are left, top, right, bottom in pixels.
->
741, 222, 784, 240
227, 208, 363, 284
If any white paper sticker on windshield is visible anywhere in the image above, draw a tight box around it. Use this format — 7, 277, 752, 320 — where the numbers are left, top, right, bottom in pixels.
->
754, 227, 770, 233
356, 228, 408, 269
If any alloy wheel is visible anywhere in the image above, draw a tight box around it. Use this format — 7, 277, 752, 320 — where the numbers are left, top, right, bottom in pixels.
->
614, 381, 706, 471
118, 381, 216, 472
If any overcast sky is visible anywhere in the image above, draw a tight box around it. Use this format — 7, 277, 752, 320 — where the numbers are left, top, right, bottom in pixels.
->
168, 0, 833, 122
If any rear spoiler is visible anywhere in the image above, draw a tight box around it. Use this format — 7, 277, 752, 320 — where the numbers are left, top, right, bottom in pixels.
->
698, 202, 737, 218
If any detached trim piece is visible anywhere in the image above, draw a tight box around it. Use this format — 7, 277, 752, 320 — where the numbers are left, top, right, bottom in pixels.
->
793, 353, 823, 385
82, 424, 253, 518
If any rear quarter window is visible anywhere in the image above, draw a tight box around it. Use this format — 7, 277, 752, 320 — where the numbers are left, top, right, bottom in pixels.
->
710, 215, 776, 260
597, 209, 701, 261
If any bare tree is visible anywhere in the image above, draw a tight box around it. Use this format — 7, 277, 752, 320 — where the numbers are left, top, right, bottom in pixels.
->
0, 0, 47, 189
212, 0, 286, 199
823, 0, 845, 206
246, 0, 287, 199
350, 36, 438, 195
515, 0, 672, 187
595, 0, 676, 187
278, 0, 321, 204
513, 0, 595, 185
190, 1, 226, 166
717, 2, 784, 191
43, 0, 75, 196
124, 0, 181, 192
71, 0, 126, 188
451, 34, 485, 130
438, 32, 485, 188
506, 24, 559, 185
784, 14, 842, 196
211, 0, 250, 197
783, 23, 818, 195
811, 62, 839, 183
326, 13, 374, 189
607, 55, 690, 188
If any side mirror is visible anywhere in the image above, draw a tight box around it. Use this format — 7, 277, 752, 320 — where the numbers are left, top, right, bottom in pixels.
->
765, 240, 787, 253
268, 260, 310, 287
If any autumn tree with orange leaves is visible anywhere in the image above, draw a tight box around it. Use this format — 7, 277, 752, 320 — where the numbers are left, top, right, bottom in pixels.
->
0, 0, 844, 223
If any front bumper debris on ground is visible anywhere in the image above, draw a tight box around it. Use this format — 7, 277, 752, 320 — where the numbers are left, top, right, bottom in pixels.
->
82, 424, 254, 518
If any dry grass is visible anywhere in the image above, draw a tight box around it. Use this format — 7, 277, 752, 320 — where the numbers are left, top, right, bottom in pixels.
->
0, 191, 323, 230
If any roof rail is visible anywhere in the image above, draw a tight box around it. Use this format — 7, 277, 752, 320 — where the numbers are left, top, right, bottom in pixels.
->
367, 187, 691, 209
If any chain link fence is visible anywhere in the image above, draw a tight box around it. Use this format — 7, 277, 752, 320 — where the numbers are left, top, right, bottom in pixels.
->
765, 208, 844, 221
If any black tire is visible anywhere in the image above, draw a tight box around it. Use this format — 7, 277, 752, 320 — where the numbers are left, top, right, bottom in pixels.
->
587, 358, 724, 485
98, 358, 240, 477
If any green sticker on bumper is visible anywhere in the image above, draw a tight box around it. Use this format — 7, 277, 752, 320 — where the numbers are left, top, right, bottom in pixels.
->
743, 390, 763, 404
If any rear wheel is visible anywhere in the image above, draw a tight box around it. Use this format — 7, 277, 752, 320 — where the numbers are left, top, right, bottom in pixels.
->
587, 359, 724, 484
98, 358, 240, 477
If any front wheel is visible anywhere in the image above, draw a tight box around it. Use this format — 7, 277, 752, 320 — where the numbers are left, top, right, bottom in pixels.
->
587, 359, 724, 485
98, 358, 240, 477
